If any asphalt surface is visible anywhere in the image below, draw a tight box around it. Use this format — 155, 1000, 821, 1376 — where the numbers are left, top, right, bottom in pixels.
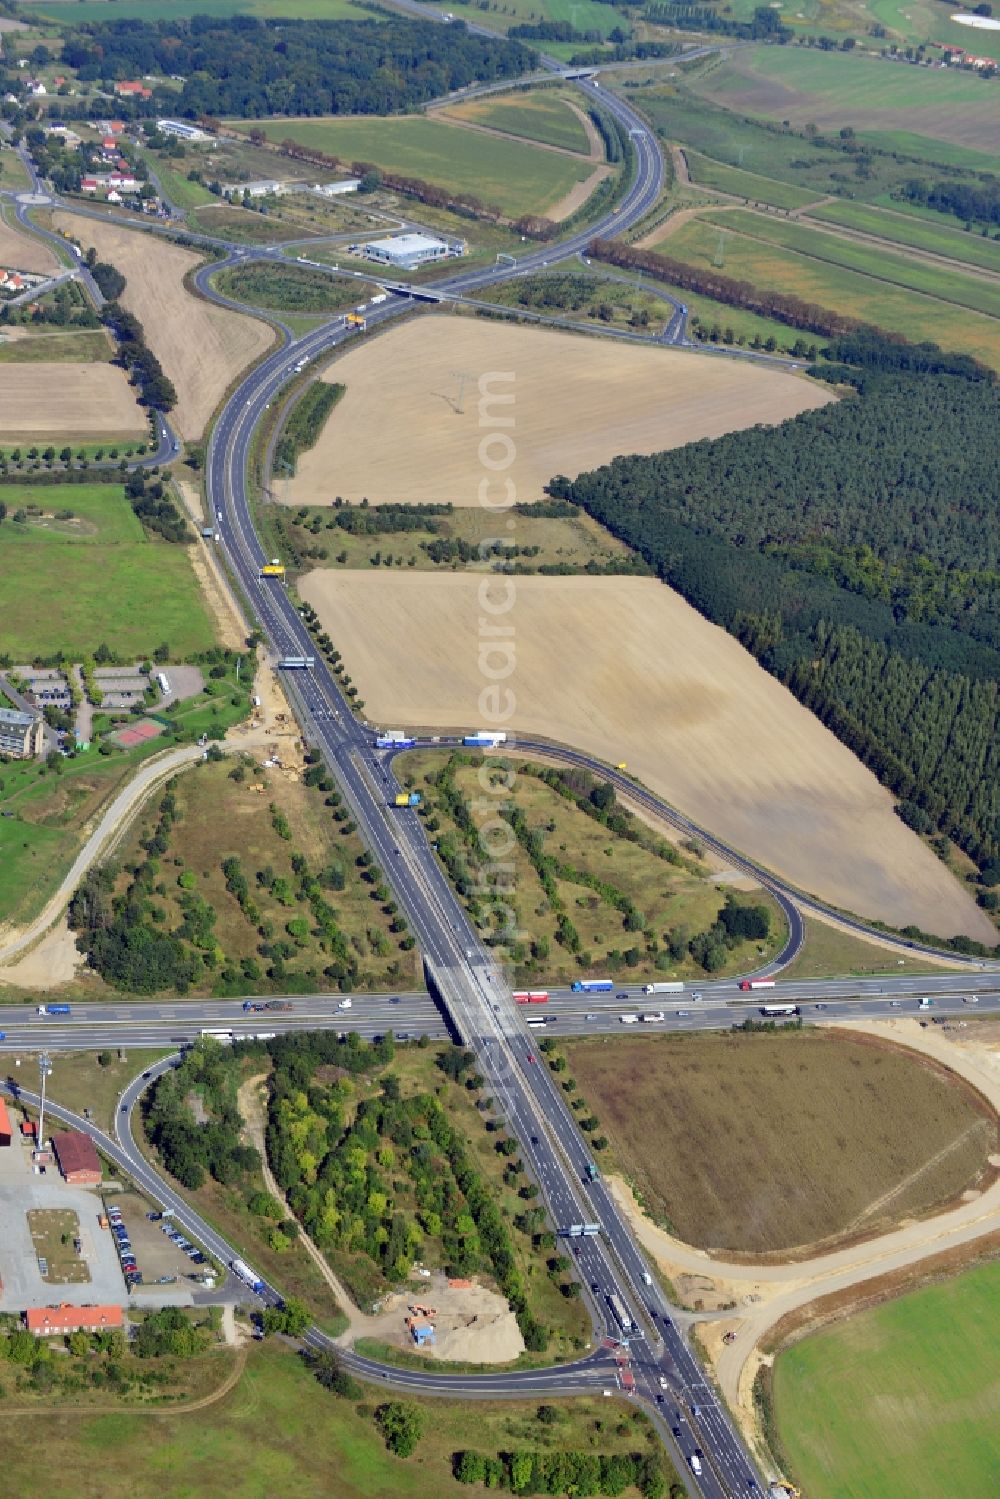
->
2, 39, 987, 1497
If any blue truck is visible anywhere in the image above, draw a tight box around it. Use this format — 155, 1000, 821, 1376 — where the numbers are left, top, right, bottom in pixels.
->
36, 1005, 72, 1016
570, 980, 613, 993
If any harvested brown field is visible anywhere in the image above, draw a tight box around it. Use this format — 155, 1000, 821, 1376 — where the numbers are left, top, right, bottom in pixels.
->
282, 316, 832, 507
0, 210, 58, 274
565, 1030, 998, 1254
0, 363, 145, 437
51, 213, 274, 440
298, 571, 996, 941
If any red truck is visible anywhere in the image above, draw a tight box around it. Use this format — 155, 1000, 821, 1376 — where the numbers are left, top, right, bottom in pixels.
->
738, 979, 776, 991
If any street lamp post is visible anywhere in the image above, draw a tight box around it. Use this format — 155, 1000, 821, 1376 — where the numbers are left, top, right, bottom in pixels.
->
36, 1052, 52, 1156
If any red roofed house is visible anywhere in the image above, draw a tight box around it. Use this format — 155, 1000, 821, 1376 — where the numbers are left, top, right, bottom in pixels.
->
102, 136, 117, 151
26, 1304, 123, 1336
0, 1096, 11, 1147
114, 81, 152, 99
51, 1130, 102, 1186
82, 177, 98, 192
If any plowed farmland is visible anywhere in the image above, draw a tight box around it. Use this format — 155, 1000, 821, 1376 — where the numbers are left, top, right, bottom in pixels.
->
298, 570, 995, 941
281, 317, 832, 507
0, 363, 145, 438
52, 213, 274, 440
0, 211, 59, 274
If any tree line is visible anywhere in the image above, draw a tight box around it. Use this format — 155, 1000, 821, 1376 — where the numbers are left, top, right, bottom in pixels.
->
60, 16, 532, 119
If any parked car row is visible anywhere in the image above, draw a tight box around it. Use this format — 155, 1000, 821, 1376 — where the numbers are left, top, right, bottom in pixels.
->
106, 1204, 141, 1290
159, 1219, 207, 1266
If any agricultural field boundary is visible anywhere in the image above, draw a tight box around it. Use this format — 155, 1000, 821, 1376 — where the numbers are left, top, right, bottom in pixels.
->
603, 1019, 1000, 1449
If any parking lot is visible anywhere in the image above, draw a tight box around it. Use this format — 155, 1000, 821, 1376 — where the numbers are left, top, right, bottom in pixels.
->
105, 1188, 215, 1289
0, 1138, 125, 1312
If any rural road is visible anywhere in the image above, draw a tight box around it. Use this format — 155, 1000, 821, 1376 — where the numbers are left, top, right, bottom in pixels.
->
0, 744, 203, 966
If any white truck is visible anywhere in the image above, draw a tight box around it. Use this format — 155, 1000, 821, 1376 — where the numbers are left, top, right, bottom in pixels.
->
643, 982, 683, 994
619, 1014, 639, 1025
640, 1012, 665, 1024
370, 292, 388, 305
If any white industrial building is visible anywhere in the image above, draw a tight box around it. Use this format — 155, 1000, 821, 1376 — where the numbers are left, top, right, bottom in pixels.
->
360, 232, 461, 271
312, 178, 360, 197
222, 179, 287, 199
156, 119, 211, 142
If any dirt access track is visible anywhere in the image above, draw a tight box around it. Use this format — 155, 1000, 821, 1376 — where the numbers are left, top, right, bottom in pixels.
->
51, 212, 274, 441
0, 363, 146, 438
280, 316, 832, 507
299, 570, 994, 941
607, 1018, 1000, 1461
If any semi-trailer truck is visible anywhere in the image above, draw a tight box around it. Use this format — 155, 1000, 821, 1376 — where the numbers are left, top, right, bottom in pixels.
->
231, 1258, 266, 1295
376, 731, 415, 748
642, 982, 683, 994
463, 732, 507, 748
606, 1292, 634, 1334
739, 979, 775, 991
572, 979, 614, 993
370, 292, 389, 305
36, 1005, 71, 1015
640, 1012, 665, 1024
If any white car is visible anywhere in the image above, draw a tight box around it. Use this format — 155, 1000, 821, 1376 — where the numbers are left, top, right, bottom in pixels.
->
964, 995, 979, 1004
690, 1455, 702, 1477
337, 998, 352, 1010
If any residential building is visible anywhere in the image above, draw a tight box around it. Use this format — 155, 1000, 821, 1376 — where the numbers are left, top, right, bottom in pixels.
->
0, 706, 43, 759
114, 81, 152, 99
26, 1305, 123, 1336
51, 1130, 103, 1186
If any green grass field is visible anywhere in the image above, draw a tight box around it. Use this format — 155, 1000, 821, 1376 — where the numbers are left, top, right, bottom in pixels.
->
144, 158, 218, 211
459, 0, 624, 38
694, 44, 1000, 160
665, 216, 1000, 368
0, 484, 144, 545
810, 199, 1000, 275
701, 208, 1000, 319
0, 1340, 672, 1498
0, 483, 215, 658
32, 0, 368, 21
0, 330, 112, 364
242, 116, 597, 219
683, 150, 820, 210
774, 1260, 1000, 1499
619, 83, 997, 206
442, 89, 593, 155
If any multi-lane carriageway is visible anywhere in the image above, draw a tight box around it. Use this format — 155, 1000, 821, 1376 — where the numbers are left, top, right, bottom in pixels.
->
3, 972, 998, 1053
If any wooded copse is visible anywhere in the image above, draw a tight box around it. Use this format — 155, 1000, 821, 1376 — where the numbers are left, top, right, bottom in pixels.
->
552, 367, 1000, 903
59, 17, 533, 119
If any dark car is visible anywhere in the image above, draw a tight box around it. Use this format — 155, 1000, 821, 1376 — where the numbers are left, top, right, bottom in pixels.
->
390, 997, 400, 1005
616, 992, 629, 1000
120, 1104, 128, 1113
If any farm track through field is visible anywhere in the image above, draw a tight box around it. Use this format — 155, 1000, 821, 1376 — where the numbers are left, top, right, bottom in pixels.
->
710, 217, 1000, 317
795, 210, 1000, 284
428, 107, 598, 160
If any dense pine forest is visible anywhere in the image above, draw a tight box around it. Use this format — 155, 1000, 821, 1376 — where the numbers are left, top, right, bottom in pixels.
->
58, 16, 532, 119
553, 357, 1000, 909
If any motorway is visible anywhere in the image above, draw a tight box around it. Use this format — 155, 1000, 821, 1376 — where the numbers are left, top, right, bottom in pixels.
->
3, 33, 992, 1498
1, 971, 998, 1052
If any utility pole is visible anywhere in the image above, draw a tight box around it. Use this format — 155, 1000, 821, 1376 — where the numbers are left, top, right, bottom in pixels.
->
449, 370, 474, 415
36, 1052, 52, 1157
